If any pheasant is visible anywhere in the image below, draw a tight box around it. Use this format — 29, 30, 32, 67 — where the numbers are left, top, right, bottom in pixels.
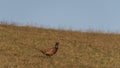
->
35, 42, 59, 57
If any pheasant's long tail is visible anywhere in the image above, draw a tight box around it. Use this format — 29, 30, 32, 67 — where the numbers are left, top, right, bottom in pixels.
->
19, 42, 47, 54
40, 50, 46, 54
34, 48, 46, 54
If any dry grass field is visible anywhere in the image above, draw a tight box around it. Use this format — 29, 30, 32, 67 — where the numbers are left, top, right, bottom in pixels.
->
0, 23, 120, 68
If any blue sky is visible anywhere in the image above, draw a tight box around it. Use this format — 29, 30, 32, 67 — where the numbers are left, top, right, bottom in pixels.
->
0, 0, 120, 32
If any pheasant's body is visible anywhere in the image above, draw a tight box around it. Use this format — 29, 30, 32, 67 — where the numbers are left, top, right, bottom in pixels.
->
40, 47, 58, 56
36, 42, 59, 56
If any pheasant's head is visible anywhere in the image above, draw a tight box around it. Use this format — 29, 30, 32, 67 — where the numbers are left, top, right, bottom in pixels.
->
55, 42, 59, 49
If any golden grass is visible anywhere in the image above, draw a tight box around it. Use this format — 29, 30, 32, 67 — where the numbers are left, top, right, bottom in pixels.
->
0, 23, 120, 68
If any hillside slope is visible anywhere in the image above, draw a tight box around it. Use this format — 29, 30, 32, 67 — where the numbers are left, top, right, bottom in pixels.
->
0, 23, 120, 68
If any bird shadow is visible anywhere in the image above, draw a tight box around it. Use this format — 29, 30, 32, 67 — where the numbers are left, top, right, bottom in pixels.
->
32, 55, 52, 59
